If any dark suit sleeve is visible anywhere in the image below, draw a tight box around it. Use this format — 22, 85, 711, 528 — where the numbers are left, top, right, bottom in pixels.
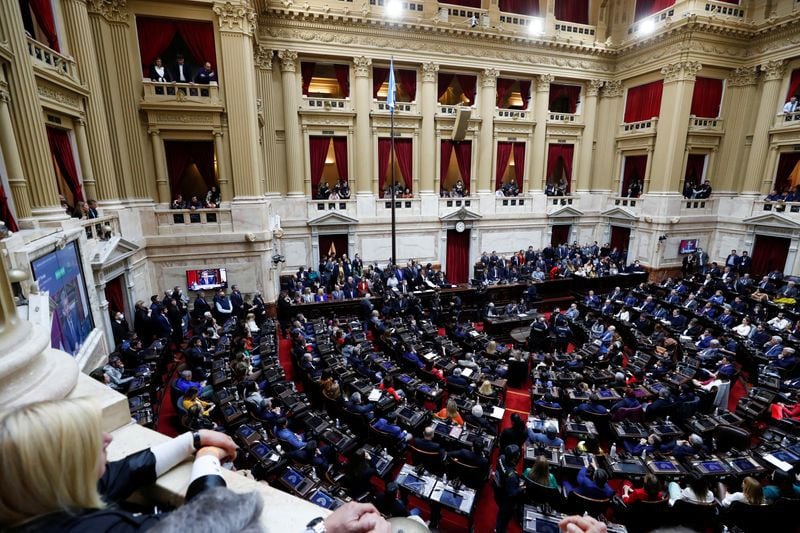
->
98, 449, 158, 503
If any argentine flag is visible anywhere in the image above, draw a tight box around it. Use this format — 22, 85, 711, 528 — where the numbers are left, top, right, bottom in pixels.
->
387, 58, 396, 112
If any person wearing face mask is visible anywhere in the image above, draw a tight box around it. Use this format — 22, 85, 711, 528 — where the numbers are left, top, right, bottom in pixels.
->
111, 311, 130, 348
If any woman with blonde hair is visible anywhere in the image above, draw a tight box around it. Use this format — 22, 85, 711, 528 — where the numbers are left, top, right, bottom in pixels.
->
721, 476, 764, 506
435, 398, 465, 426
478, 379, 495, 398
523, 456, 558, 489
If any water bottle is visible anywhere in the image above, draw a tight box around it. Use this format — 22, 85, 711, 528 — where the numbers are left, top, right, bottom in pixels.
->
610, 443, 618, 461
641, 447, 647, 460
443, 473, 448, 485
665, 415, 670, 424
234, 390, 240, 401
335, 418, 340, 428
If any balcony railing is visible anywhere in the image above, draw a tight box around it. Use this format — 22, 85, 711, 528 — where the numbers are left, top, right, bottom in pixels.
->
553, 20, 597, 39
496, 108, 530, 120
80, 214, 120, 241
703, 0, 744, 18
681, 197, 717, 214
440, 3, 488, 23
607, 196, 640, 217
619, 118, 658, 135
301, 96, 351, 111
375, 101, 415, 113
438, 104, 463, 116
495, 195, 530, 212
627, 6, 675, 35
27, 37, 78, 83
688, 116, 723, 132
307, 199, 356, 219
754, 200, 800, 215
546, 195, 578, 214
548, 112, 578, 123
776, 111, 800, 127
439, 196, 476, 217
498, 11, 537, 29
141, 81, 220, 104
155, 208, 233, 235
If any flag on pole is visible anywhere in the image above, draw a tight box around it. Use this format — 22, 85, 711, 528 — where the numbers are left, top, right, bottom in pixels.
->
387, 57, 396, 112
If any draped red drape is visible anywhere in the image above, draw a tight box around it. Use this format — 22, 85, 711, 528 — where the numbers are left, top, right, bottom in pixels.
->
46, 127, 84, 202
555, 0, 589, 24
446, 229, 470, 284
549, 84, 581, 113
634, 0, 675, 21
438, 73, 456, 100
499, 0, 540, 15
175, 21, 216, 70
513, 142, 526, 190
457, 75, 477, 105
334, 65, 350, 98
684, 154, 706, 187
104, 276, 125, 315
495, 142, 513, 190
192, 142, 216, 191
621, 155, 648, 196
440, 140, 453, 193
164, 141, 194, 197
136, 17, 215, 77
28, 0, 60, 51
373, 67, 390, 99
445, 0, 481, 8
787, 69, 800, 100
624, 80, 664, 122
751, 235, 790, 277
332, 137, 348, 182
394, 139, 413, 193
453, 141, 472, 192
0, 184, 18, 233
546, 144, 574, 193
301, 62, 315, 96
378, 138, 393, 197
551, 225, 570, 247
496, 78, 516, 107
519, 80, 532, 109
610, 226, 631, 255
309, 136, 331, 193
774, 152, 800, 194
398, 70, 417, 101
690, 77, 724, 118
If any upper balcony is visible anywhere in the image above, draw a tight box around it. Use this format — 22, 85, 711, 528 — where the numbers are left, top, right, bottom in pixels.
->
553, 20, 597, 43
27, 36, 79, 85
752, 200, 800, 217
301, 96, 352, 113
605, 196, 640, 218
495, 108, 531, 121
141, 81, 222, 110
548, 112, 581, 124
373, 100, 417, 114
618, 118, 658, 137
437, 103, 474, 117
681, 197, 718, 216
688, 116, 724, 133
774, 111, 800, 129
701, 0, 745, 19
154, 208, 233, 235
307, 199, 357, 220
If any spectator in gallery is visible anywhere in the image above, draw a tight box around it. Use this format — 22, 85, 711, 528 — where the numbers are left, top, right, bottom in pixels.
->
626, 179, 642, 198
205, 186, 220, 207
188, 195, 205, 210
194, 61, 217, 84
149, 57, 172, 83
784, 94, 799, 114
452, 179, 466, 197
87, 199, 99, 219
171, 194, 186, 209
172, 54, 192, 83
338, 179, 351, 199
693, 180, 713, 199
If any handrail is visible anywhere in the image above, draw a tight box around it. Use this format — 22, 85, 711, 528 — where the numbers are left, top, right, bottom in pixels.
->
26, 37, 78, 82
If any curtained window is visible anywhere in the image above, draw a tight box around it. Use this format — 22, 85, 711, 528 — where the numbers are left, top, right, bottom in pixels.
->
136, 17, 216, 78
446, 229, 470, 284
551, 225, 571, 248
443, 0, 481, 8
46, 127, 83, 204
684, 154, 707, 189
440, 140, 471, 194
773, 152, 800, 194
301, 63, 349, 98
19, 0, 60, 51
634, 0, 675, 21
373, 67, 416, 102
438, 73, 477, 105
309, 136, 331, 195
751, 235, 790, 277
546, 144, 574, 194
164, 141, 216, 200
499, 0, 540, 15
787, 69, 800, 101
497, 79, 532, 109
690, 77, 724, 118
378, 138, 412, 197
624, 80, 663, 123
621, 154, 647, 197
104, 276, 126, 316
495, 142, 526, 191
0, 183, 18, 233
554, 0, 589, 24
609, 226, 631, 257
549, 84, 581, 113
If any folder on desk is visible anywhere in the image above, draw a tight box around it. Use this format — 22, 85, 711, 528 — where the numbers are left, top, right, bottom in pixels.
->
461, 368, 473, 378
491, 406, 505, 420
449, 425, 463, 439
368, 389, 382, 402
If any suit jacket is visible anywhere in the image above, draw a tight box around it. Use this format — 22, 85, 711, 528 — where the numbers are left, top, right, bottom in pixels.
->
412, 437, 444, 457
172, 62, 193, 83
149, 64, 173, 82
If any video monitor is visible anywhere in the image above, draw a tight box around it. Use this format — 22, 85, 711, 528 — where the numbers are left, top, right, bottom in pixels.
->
309, 489, 337, 510
398, 407, 416, 419
435, 423, 450, 435
732, 458, 758, 472
699, 461, 725, 473
772, 451, 799, 463
597, 389, 614, 398
251, 442, 271, 459
186, 268, 228, 291
570, 423, 589, 433
652, 461, 678, 472
281, 467, 304, 489
402, 474, 426, 493
679, 239, 698, 254
563, 455, 585, 467
439, 490, 463, 509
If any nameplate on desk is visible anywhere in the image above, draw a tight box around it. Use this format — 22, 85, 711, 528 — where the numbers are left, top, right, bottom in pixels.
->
461, 368, 474, 378
368, 389, 382, 402
423, 352, 436, 361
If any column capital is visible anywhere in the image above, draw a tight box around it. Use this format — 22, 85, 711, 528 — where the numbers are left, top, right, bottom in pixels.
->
75, 114, 87, 127
661, 61, 702, 83
422, 62, 439, 83
353, 57, 372, 78
0, 88, 10, 104
278, 50, 299, 72
86, 0, 129, 23
213, 1, 256, 35
147, 127, 161, 136
254, 46, 274, 71
535, 74, 554, 91
480, 68, 499, 88
586, 79, 605, 97
601, 79, 623, 98
727, 67, 758, 87
213, 129, 224, 138
761, 60, 786, 81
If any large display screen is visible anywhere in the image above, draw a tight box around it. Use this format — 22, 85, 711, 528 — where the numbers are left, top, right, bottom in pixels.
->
186, 268, 228, 291
31, 241, 94, 356
679, 239, 698, 254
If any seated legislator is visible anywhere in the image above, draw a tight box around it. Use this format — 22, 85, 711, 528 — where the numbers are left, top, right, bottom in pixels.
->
435, 399, 465, 426
563, 467, 615, 500
412, 426, 445, 459
523, 456, 559, 489
622, 474, 663, 505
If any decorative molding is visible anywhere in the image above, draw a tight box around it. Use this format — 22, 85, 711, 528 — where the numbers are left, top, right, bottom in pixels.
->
480, 68, 499, 88
587, 79, 605, 97
147, 127, 161, 136
154, 112, 214, 124
0, 87, 10, 104
37, 82, 81, 109
254, 46, 274, 70
422, 62, 439, 83
278, 50, 298, 72
353, 56, 372, 78
727, 67, 757, 87
213, 1, 257, 35
536, 74, 555, 92
86, 0, 129, 23
660, 61, 702, 83
601, 80, 623, 98
760, 59, 786, 81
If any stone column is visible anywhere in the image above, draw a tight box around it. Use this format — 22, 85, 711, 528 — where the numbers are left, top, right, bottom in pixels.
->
420, 62, 439, 194
593, 80, 623, 191
149, 128, 170, 204
213, 1, 263, 199
278, 50, 304, 196
529, 74, 553, 192
477, 68, 498, 194
742, 60, 785, 194
649, 61, 702, 193
255, 46, 285, 196
576, 80, 604, 192
0, 0, 64, 219
353, 57, 372, 195
61, 0, 120, 203
72, 116, 97, 202
0, 85, 32, 220
715, 68, 758, 192
213, 130, 232, 202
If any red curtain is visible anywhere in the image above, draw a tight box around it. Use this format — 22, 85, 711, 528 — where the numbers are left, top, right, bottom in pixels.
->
495, 142, 513, 190
105, 276, 125, 315
690, 77, 723, 118
193, 142, 216, 191
751, 235, 790, 277
496, 78, 516, 107
438, 73, 456, 100
499, 0, 540, 15
28, 0, 59, 51
136, 18, 178, 76
373, 67, 389, 99
394, 139, 413, 193
621, 155, 647, 196
774, 152, 800, 194
555, 0, 589, 24
513, 142, 526, 190
398, 70, 417, 101
164, 141, 194, 197
445, 0, 481, 8
378, 138, 393, 197
46, 127, 84, 202
453, 141, 472, 192
684, 154, 706, 187
446, 229, 470, 284
549, 84, 581, 113
624, 80, 664, 122
319, 234, 349, 259
610, 226, 631, 254
546, 144, 574, 193
309, 136, 330, 193
175, 21, 216, 70
0, 184, 18, 232
457, 75, 477, 105
634, 0, 675, 21
551, 225, 570, 247
440, 140, 453, 193
334, 65, 350, 98
301, 62, 315, 96
332, 137, 348, 181
519, 80, 532, 109
787, 69, 800, 101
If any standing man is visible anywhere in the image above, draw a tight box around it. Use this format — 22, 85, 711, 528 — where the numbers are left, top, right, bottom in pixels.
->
739, 251, 752, 276
172, 54, 192, 83
230, 284, 244, 319
725, 250, 741, 271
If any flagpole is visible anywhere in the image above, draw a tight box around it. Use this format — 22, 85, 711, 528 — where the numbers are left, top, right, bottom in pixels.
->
389, 57, 397, 267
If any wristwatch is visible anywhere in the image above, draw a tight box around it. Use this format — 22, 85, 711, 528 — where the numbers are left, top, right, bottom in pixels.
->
192, 431, 202, 451
305, 517, 326, 533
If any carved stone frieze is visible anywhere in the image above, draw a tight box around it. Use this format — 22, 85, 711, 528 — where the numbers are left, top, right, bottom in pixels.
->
661, 61, 702, 83
278, 50, 298, 72
760, 60, 785, 81
213, 1, 257, 35
87, 0, 129, 23
37, 82, 81, 109
154, 112, 214, 124
353, 56, 372, 78
601, 80, 623, 98
727, 67, 757, 87
587, 79, 605, 97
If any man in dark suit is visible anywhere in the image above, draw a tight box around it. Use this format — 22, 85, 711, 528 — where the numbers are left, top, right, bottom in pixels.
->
739, 251, 752, 275
344, 392, 374, 419
448, 439, 489, 473
192, 291, 211, 319
412, 426, 445, 459
193, 61, 217, 84
172, 54, 193, 83
446, 368, 470, 389
725, 249, 741, 270
152, 306, 172, 339
230, 285, 244, 318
